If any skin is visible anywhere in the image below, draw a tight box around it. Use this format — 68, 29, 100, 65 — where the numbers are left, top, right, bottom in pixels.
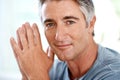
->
42, 0, 97, 79
10, 0, 98, 80
10, 23, 54, 80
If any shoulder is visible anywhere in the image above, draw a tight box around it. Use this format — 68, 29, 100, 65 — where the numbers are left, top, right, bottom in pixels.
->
97, 45, 120, 77
98, 45, 120, 64
83, 45, 120, 80
103, 71, 120, 80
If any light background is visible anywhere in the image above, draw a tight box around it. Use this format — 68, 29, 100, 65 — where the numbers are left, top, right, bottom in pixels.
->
0, 0, 120, 80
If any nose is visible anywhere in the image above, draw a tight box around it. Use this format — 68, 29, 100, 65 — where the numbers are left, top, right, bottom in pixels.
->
55, 27, 66, 41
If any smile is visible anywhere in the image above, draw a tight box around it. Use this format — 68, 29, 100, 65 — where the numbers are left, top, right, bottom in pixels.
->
55, 44, 72, 50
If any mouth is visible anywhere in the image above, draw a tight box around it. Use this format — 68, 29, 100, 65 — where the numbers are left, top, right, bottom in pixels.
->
55, 44, 72, 50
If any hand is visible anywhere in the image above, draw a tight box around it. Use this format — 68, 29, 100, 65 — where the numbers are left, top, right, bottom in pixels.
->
10, 22, 54, 80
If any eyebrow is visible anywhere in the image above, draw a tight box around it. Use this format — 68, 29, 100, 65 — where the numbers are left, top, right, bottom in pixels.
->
43, 16, 80, 24
43, 19, 54, 24
63, 16, 80, 20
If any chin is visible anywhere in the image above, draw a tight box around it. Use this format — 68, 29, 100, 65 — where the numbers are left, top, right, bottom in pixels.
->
57, 52, 75, 61
53, 46, 75, 60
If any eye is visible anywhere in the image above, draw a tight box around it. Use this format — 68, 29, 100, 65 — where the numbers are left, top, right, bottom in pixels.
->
45, 23, 55, 29
66, 20, 76, 25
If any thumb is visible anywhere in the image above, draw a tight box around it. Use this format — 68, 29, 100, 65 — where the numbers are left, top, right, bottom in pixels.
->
47, 47, 54, 61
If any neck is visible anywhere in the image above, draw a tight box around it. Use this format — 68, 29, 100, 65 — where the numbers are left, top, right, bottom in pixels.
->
67, 42, 98, 79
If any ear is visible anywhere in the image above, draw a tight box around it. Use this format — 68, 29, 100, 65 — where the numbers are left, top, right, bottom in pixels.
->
88, 15, 96, 35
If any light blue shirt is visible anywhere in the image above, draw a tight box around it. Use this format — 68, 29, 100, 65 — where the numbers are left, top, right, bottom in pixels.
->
49, 45, 120, 80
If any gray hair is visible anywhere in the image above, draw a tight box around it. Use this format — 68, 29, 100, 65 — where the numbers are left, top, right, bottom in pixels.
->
39, 0, 95, 35
77, 0, 95, 24
39, 0, 95, 24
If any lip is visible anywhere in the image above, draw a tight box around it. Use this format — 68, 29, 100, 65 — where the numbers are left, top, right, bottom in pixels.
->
55, 44, 72, 50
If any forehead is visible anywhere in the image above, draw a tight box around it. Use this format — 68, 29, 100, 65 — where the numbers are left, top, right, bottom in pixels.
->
41, 0, 83, 21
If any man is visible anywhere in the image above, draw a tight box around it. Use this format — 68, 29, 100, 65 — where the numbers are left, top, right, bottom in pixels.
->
10, 0, 120, 80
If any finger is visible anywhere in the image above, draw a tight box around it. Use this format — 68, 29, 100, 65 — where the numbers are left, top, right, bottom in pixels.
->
47, 47, 54, 61
10, 37, 27, 79
24, 22, 35, 47
32, 23, 42, 48
18, 25, 28, 49
10, 37, 22, 58
17, 27, 23, 50
22, 24, 28, 44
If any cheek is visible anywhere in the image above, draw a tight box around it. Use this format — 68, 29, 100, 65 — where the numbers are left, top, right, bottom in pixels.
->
72, 28, 89, 48
70, 28, 83, 41
46, 35, 51, 42
45, 30, 55, 41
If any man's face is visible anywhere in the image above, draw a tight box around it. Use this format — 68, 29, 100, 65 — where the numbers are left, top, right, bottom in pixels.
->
41, 0, 94, 61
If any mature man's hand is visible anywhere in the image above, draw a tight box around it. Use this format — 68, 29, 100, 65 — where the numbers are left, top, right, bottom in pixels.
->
10, 22, 54, 80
